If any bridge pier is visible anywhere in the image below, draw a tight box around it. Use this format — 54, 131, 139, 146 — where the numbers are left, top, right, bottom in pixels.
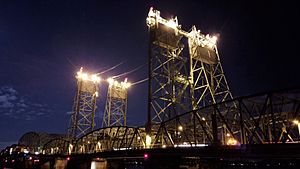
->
90, 160, 108, 169
66, 157, 109, 169
40, 161, 51, 169
38, 156, 111, 169
54, 158, 67, 169
39, 157, 67, 169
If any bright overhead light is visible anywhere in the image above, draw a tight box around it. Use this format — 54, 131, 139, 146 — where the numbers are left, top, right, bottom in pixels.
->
189, 26, 218, 49
146, 7, 179, 30
146, 135, 152, 148
76, 67, 100, 83
107, 77, 114, 86
107, 77, 131, 89
227, 138, 238, 145
178, 125, 183, 131
293, 119, 299, 125
166, 18, 178, 29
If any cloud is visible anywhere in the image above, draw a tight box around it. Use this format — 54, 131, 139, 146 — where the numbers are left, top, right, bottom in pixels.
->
16, 103, 28, 108
36, 112, 45, 116
1, 101, 14, 108
0, 86, 52, 121
66, 111, 73, 115
6, 87, 17, 94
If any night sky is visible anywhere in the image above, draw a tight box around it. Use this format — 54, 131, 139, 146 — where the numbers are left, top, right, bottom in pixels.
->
0, 0, 299, 149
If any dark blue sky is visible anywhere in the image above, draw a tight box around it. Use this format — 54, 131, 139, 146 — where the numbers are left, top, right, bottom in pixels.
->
0, 0, 299, 149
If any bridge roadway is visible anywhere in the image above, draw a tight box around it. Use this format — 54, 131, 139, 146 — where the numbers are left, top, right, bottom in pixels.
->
2, 143, 300, 169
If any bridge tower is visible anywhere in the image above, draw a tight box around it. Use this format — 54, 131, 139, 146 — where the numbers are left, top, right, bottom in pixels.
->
188, 26, 233, 109
146, 8, 233, 139
146, 8, 192, 131
102, 78, 131, 127
67, 67, 100, 138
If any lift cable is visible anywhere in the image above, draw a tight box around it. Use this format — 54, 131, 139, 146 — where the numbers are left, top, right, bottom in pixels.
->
112, 63, 147, 79
131, 77, 149, 86
96, 62, 124, 75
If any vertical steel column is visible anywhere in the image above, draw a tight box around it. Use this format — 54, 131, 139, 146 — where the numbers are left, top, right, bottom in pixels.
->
212, 106, 219, 145
238, 99, 246, 144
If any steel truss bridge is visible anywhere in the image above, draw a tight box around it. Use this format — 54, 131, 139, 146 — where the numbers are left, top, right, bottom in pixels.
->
42, 87, 300, 155
2, 8, 300, 169
2, 87, 295, 169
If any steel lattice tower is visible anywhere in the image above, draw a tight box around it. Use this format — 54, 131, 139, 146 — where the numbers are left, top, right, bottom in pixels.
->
68, 68, 100, 138
102, 78, 130, 127
188, 26, 234, 144
146, 8, 233, 133
188, 26, 233, 109
146, 8, 192, 131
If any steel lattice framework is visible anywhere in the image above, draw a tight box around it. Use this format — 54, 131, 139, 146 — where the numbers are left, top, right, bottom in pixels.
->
146, 8, 233, 134
146, 8, 192, 129
74, 126, 146, 154
43, 137, 70, 155
152, 88, 300, 148
43, 88, 300, 155
42, 127, 146, 155
188, 26, 233, 108
67, 68, 100, 139
102, 78, 130, 127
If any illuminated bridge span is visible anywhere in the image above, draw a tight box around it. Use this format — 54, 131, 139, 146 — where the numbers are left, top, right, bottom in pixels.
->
42, 87, 300, 155
2, 87, 299, 169
1, 8, 300, 169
